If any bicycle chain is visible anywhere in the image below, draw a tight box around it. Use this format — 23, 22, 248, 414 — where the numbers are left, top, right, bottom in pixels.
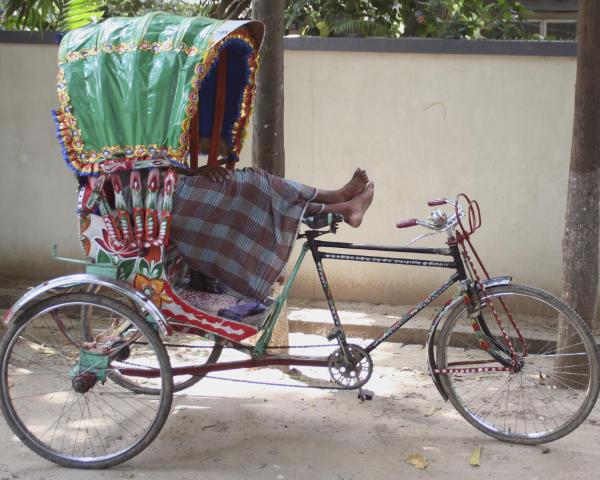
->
117, 357, 356, 390
128, 342, 355, 388
158, 342, 339, 350
202, 374, 356, 390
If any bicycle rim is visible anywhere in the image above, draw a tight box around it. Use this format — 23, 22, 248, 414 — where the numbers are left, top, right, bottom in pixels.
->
0, 293, 173, 468
437, 284, 600, 444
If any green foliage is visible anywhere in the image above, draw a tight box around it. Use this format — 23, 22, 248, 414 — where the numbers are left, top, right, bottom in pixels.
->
284, 0, 534, 39
60, 0, 104, 31
1, 0, 532, 39
0, 0, 103, 31
285, 0, 406, 38
1, 0, 62, 31
418, 0, 531, 39
104, 0, 210, 18
0, 0, 250, 31
104, 0, 250, 19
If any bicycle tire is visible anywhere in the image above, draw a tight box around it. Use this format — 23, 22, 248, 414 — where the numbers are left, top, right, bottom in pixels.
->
436, 284, 600, 444
0, 293, 173, 468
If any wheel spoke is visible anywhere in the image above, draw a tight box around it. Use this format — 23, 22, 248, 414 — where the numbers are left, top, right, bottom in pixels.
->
0, 293, 172, 468
437, 284, 599, 444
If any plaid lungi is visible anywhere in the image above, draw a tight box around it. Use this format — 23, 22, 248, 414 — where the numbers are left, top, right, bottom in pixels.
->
171, 167, 317, 301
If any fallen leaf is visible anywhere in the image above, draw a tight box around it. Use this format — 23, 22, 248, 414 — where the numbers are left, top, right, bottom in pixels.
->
423, 405, 441, 417
406, 452, 428, 469
470, 446, 482, 467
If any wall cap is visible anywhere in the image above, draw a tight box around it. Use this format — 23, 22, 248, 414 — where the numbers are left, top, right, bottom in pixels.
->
0, 30, 60, 45
283, 36, 576, 57
0, 29, 576, 57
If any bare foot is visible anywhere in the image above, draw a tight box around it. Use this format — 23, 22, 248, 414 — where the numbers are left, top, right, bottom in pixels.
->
339, 168, 369, 201
344, 182, 375, 228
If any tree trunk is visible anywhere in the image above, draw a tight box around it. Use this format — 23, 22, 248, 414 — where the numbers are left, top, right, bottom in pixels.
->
561, 0, 600, 334
251, 0, 285, 177
251, 0, 288, 353
557, 0, 600, 386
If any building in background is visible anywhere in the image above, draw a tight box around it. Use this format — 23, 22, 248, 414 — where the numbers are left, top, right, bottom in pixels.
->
522, 0, 578, 39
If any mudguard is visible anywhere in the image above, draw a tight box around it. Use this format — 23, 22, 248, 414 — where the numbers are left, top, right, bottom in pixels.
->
1, 273, 171, 335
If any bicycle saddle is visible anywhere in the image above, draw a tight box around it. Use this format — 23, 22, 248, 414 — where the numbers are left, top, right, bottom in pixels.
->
302, 213, 344, 230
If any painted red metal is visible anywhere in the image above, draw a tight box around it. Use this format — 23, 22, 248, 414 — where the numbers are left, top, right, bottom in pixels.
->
116, 355, 330, 378
395, 218, 417, 229
160, 283, 258, 342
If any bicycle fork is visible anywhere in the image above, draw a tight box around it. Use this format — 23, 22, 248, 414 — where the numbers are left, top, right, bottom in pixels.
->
459, 280, 521, 371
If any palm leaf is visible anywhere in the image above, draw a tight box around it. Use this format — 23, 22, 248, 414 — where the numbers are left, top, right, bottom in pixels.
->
331, 18, 391, 37
1, 0, 61, 31
59, 0, 104, 31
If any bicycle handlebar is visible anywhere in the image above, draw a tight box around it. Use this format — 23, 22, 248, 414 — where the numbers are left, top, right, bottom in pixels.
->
396, 197, 463, 232
396, 218, 418, 229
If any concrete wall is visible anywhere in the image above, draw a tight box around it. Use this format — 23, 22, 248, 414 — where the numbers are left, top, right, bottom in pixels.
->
282, 49, 576, 304
0, 42, 84, 279
0, 38, 577, 304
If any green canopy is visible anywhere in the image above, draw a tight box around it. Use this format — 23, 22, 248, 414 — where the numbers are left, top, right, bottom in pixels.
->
53, 12, 263, 175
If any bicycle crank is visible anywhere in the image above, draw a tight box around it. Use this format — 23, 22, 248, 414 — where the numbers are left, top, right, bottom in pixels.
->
328, 344, 373, 389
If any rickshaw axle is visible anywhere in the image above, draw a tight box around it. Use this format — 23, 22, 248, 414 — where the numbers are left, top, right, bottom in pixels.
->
72, 372, 98, 393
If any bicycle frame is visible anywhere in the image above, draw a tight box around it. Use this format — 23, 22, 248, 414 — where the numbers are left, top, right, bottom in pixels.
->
115, 226, 485, 379
305, 235, 464, 354
104, 215, 515, 384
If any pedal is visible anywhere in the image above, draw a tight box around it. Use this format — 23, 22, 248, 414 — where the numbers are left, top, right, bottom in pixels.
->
326, 327, 341, 342
358, 388, 374, 402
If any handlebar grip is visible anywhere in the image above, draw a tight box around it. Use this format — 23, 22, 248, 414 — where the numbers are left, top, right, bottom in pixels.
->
396, 218, 418, 229
427, 198, 447, 207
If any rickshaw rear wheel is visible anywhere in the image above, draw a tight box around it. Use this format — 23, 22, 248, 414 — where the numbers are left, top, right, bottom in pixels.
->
80, 303, 222, 394
105, 332, 223, 394
0, 293, 173, 468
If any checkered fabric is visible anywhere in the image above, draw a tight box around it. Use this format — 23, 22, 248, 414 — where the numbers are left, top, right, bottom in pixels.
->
171, 167, 316, 301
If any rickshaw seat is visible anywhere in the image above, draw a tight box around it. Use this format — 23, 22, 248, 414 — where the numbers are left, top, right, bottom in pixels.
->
302, 213, 344, 230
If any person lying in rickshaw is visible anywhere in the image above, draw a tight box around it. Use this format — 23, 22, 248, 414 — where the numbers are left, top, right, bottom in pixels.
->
54, 13, 375, 315
170, 165, 375, 305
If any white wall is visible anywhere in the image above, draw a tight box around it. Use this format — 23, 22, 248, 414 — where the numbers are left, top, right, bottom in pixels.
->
0, 42, 577, 303
0, 43, 83, 278
280, 50, 576, 303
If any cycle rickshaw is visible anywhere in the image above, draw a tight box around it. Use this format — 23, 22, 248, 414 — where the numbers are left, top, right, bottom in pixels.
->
1, 11, 598, 469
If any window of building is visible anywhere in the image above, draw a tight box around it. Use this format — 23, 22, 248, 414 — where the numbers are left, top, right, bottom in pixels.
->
546, 21, 577, 39
524, 19, 577, 40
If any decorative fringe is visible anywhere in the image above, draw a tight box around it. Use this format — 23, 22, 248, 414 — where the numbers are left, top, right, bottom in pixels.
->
53, 29, 259, 176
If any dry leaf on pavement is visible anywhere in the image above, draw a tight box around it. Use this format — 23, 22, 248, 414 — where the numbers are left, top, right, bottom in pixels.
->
406, 452, 429, 469
470, 446, 482, 467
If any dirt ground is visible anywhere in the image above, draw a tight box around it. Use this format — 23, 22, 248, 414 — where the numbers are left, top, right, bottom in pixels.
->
0, 332, 599, 480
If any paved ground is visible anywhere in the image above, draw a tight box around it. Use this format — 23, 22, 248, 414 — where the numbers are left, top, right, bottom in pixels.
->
0, 329, 599, 480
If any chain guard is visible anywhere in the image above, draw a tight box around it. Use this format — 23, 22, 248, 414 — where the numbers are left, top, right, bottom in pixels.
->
328, 344, 373, 389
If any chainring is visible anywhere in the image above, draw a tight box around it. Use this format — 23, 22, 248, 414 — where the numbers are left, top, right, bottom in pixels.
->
328, 344, 373, 389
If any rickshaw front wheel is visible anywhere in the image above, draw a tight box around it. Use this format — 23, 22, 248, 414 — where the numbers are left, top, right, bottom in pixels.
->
0, 293, 173, 469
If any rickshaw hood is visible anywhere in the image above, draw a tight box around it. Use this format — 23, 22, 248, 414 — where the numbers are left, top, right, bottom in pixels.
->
53, 12, 263, 175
